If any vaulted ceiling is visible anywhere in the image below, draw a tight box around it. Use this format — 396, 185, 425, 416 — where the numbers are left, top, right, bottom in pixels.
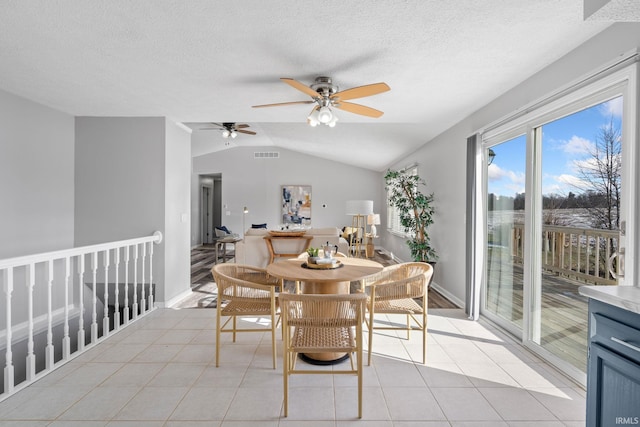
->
0, 1, 614, 170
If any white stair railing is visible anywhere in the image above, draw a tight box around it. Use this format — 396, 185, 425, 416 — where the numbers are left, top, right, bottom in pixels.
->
0, 231, 162, 401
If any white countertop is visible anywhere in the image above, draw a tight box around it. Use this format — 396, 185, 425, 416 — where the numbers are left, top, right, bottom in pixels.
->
579, 285, 640, 315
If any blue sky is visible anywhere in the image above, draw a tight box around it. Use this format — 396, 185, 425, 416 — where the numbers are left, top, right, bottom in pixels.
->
488, 96, 623, 198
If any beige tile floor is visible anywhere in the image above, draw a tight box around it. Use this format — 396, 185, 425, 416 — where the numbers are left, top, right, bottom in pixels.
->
0, 307, 586, 426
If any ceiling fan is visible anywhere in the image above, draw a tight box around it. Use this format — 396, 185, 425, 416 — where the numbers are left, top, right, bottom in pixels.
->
201, 122, 256, 139
252, 77, 390, 127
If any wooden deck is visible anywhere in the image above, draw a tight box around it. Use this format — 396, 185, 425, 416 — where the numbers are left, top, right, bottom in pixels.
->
486, 262, 591, 372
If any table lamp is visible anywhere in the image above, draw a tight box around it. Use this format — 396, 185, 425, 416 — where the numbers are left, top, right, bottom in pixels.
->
346, 200, 374, 257
367, 213, 380, 237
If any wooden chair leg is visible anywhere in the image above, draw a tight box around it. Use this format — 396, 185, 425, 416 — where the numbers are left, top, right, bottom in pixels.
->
271, 310, 277, 369
216, 306, 222, 367
422, 311, 427, 364
368, 309, 374, 365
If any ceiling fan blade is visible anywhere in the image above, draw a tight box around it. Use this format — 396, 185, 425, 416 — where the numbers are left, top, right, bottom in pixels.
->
331, 82, 390, 101
252, 100, 315, 108
281, 77, 321, 99
208, 122, 225, 127
333, 101, 384, 118
200, 127, 223, 131
235, 124, 250, 129
237, 129, 256, 135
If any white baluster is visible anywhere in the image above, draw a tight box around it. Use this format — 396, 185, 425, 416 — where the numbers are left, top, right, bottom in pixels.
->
3, 268, 15, 395
63, 257, 71, 360
114, 248, 120, 330
26, 264, 35, 381
45, 261, 54, 370
132, 245, 138, 320
91, 252, 98, 343
77, 255, 85, 352
102, 250, 110, 337
123, 246, 130, 325
148, 241, 154, 309
140, 243, 146, 314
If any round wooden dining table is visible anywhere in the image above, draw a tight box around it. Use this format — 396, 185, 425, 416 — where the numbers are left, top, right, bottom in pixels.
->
266, 257, 383, 294
267, 257, 383, 364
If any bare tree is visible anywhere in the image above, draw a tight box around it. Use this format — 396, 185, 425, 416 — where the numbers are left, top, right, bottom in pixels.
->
574, 117, 621, 231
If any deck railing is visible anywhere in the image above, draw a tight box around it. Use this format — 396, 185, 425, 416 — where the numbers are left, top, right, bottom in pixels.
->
0, 231, 162, 401
511, 224, 619, 286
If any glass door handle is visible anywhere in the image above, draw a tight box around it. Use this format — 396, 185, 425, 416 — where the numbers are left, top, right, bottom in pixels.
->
608, 247, 625, 280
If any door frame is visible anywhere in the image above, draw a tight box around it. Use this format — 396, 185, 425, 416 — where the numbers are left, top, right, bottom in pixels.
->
476, 59, 638, 385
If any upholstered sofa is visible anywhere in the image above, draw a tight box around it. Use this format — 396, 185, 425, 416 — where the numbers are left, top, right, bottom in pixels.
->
235, 227, 349, 268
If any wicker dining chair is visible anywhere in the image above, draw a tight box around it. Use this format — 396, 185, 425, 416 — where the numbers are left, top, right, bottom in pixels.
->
211, 263, 280, 369
359, 262, 433, 365
279, 292, 366, 418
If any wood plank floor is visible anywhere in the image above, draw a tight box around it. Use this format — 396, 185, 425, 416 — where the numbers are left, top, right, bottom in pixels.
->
182, 245, 456, 309
486, 261, 589, 372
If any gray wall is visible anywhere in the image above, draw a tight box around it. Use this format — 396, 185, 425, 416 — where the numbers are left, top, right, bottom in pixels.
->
381, 23, 640, 305
0, 89, 75, 258
191, 146, 382, 246
0, 88, 75, 330
75, 117, 191, 304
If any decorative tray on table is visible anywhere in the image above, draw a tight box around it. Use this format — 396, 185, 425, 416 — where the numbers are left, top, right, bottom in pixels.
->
302, 260, 343, 270
268, 230, 307, 237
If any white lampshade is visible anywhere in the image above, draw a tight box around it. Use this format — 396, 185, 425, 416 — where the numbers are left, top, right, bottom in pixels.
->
367, 213, 380, 225
317, 106, 333, 124
346, 200, 374, 215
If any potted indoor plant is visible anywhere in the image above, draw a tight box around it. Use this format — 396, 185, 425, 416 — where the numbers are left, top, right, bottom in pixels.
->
384, 169, 437, 263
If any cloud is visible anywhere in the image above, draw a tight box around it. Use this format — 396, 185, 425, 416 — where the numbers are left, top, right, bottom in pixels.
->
599, 97, 623, 118
488, 164, 524, 185
562, 135, 594, 155
555, 173, 589, 190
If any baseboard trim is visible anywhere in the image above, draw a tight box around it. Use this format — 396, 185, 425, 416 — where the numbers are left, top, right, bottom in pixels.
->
430, 282, 464, 308
163, 288, 194, 308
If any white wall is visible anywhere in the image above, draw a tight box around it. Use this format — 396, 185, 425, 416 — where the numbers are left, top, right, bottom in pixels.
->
0, 89, 75, 258
192, 146, 382, 244
163, 120, 192, 303
74, 117, 192, 304
382, 22, 640, 306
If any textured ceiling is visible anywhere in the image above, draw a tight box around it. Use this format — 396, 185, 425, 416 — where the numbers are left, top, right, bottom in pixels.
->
0, 1, 613, 171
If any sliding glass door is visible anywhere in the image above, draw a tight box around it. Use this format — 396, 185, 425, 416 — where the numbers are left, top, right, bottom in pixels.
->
480, 64, 636, 384
485, 135, 526, 334
531, 96, 624, 375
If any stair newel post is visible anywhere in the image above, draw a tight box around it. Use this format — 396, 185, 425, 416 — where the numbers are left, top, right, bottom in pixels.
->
148, 240, 154, 309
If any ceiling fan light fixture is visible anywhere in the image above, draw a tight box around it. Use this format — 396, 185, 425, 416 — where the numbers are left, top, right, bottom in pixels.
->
307, 109, 320, 127
221, 129, 230, 138
317, 106, 333, 124
230, 130, 238, 138
327, 115, 338, 127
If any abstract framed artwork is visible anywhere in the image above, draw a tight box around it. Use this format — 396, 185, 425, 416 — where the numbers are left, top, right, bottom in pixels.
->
281, 185, 311, 225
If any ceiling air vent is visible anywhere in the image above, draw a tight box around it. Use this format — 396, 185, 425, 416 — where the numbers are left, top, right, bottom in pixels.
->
254, 151, 280, 159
